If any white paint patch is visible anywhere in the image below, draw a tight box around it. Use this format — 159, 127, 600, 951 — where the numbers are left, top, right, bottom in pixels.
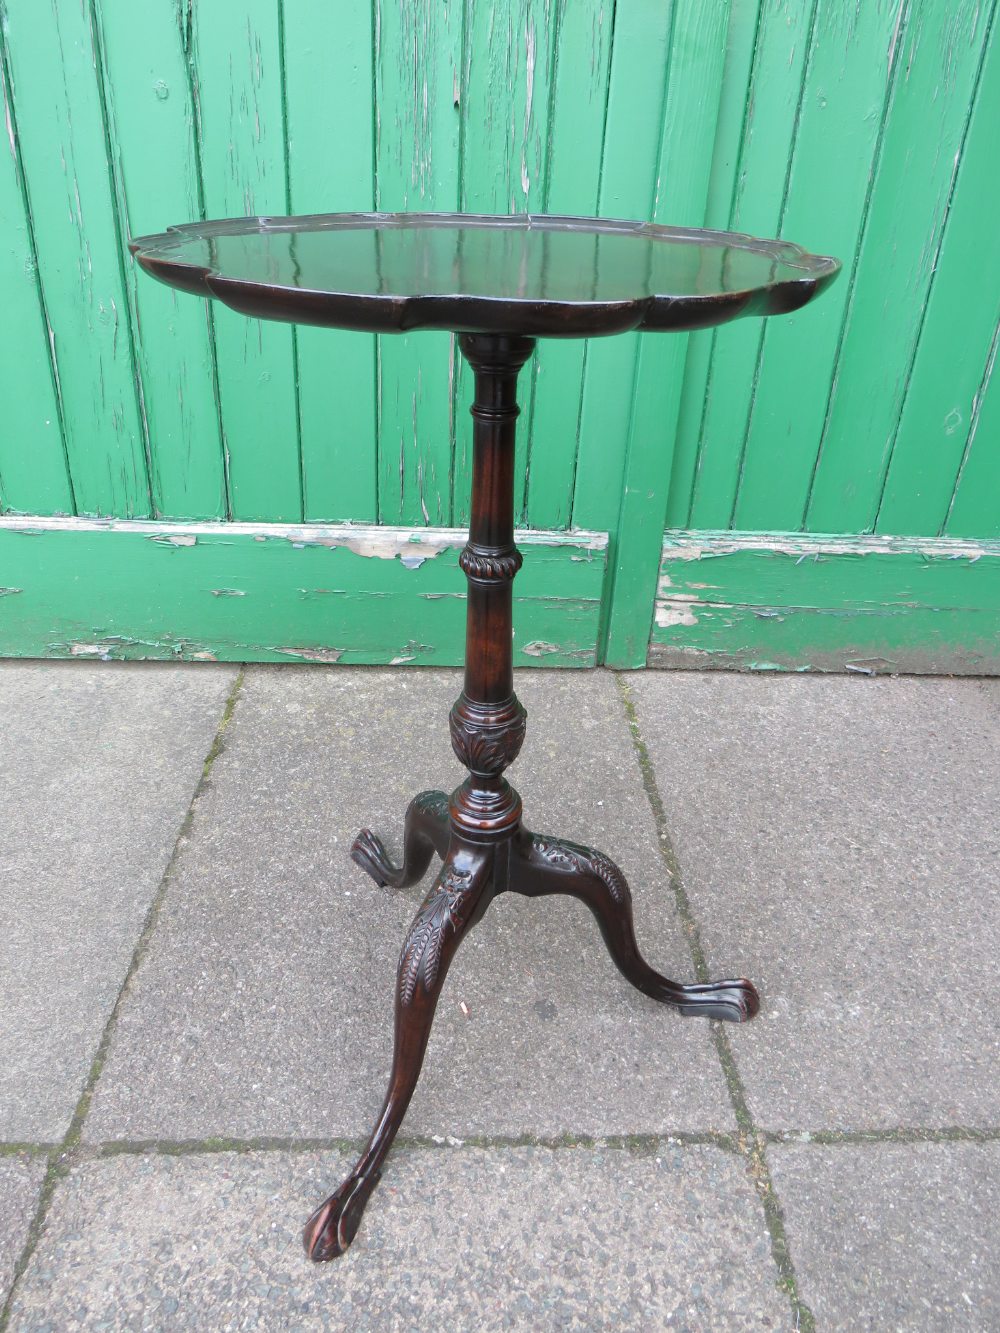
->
662, 531, 994, 562
326, 534, 438, 560
523, 640, 560, 656
273, 647, 343, 663
655, 601, 699, 629
3, 71, 15, 159
151, 534, 197, 547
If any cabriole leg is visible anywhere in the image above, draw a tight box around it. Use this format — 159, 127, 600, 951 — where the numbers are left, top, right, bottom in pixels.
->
304, 844, 495, 1260
509, 829, 759, 1023
304, 328, 758, 1261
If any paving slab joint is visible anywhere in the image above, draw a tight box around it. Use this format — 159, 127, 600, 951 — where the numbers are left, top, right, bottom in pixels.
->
0, 668, 246, 1333
81, 1128, 742, 1159
615, 672, 817, 1333
8, 1123, 1000, 1162
768, 1125, 1000, 1147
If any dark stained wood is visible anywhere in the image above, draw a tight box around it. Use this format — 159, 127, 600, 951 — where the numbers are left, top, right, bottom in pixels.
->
302, 333, 761, 1261
129, 211, 840, 339
129, 210, 841, 1262
508, 829, 759, 1022
351, 790, 450, 889
304, 842, 498, 1262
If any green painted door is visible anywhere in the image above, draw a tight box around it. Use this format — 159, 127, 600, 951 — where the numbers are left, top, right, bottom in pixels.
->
1, 1, 997, 672
651, 0, 1000, 674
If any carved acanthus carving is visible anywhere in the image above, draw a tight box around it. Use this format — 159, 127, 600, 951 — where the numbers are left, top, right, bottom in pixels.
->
449, 695, 527, 775
398, 864, 477, 1004
530, 835, 629, 907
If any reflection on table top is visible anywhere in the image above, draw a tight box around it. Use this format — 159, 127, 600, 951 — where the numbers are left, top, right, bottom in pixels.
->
130, 212, 840, 337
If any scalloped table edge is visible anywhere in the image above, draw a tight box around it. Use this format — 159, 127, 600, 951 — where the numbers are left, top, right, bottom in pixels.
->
128, 211, 841, 337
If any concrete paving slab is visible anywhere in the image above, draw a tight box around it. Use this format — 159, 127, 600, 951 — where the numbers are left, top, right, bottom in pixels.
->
0, 1154, 46, 1308
629, 674, 1000, 1130
10, 1144, 787, 1330
85, 667, 733, 1142
770, 1139, 1000, 1328
0, 662, 237, 1141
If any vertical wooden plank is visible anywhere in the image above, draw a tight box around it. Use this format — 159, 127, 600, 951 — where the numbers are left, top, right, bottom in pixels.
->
733, 0, 904, 532
944, 333, 1000, 539
0, 39, 73, 515
192, 3, 300, 521
1, 0, 151, 517
93, 0, 226, 520
522, 0, 615, 531
460, 0, 556, 216
603, 0, 732, 666
375, 0, 463, 526
283, 2, 378, 522
875, 11, 999, 535
686, 0, 817, 530
570, 4, 675, 541
806, 0, 993, 533
664, 0, 763, 528
453, 0, 559, 526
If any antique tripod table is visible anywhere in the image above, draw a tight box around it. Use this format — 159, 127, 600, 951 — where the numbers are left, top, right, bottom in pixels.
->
130, 212, 839, 1260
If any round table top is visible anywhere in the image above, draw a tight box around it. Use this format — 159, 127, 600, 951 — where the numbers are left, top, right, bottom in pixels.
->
130, 212, 840, 338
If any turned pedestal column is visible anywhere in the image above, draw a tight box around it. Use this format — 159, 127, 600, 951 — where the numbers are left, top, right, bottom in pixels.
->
129, 209, 839, 1262
302, 332, 758, 1261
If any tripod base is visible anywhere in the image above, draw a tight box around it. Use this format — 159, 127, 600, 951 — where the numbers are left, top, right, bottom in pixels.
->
303, 787, 759, 1261
304, 331, 758, 1261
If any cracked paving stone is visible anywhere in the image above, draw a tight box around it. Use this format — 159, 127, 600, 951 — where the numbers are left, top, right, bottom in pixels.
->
9, 1145, 788, 1331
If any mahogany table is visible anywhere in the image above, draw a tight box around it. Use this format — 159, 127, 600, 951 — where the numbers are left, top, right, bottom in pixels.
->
130, 213, 840, 1260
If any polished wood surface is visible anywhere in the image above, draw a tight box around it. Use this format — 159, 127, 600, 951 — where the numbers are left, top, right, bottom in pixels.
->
128, 210, 840, 1262
130, 212, 840, 337
302, 333, 759, 1262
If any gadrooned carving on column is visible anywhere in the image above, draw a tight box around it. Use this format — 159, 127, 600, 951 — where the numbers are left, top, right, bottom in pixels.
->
449, 693, 527, 775
458, 545, 523, 581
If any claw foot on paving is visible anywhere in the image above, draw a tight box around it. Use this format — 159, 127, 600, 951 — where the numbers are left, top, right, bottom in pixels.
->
671, 978, 760, 1022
